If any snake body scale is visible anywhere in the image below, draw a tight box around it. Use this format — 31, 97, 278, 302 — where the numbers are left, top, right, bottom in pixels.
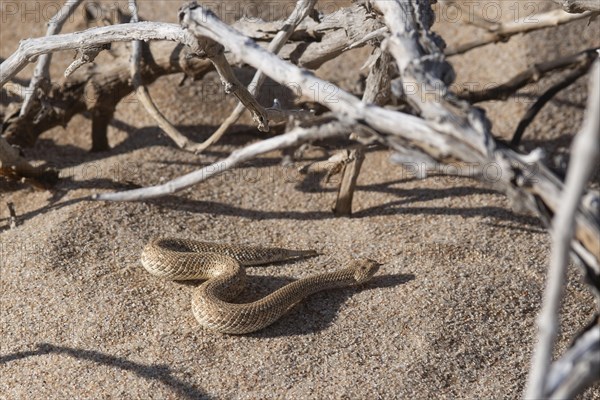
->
141, 238, 380, 334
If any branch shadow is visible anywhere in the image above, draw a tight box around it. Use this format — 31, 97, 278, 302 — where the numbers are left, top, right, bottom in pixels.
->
149, 180, 542, 227
0, 173, 144, 230
2, 172, 542, 233
150, 196, 331, 220
25, 120, 259, 169
0, 343, 211, 399
0, 196, 88, 233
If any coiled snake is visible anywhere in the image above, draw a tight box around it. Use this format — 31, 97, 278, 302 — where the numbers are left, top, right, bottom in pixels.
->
141, 238, 380, 334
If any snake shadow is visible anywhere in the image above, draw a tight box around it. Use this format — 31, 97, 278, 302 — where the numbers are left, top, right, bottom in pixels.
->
0, 343, 211, 399
234, 273, 415, 338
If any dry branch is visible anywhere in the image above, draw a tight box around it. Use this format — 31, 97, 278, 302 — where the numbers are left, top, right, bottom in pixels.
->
128, 0, 200, 152
19, 0, 85, 116
0, 4, 380, 149
6, 201, 18, 229
446, 9, 592, 56
553, 0, 600, 13
512, 61, 595, 146
0, 22, 196, 87
333, 49, 393, 216
92, 115, 355, 201
457, 48, 599, 103
525, 60, 600, 399
90, 2, 599, 277
195, 0, 318, 153
332, 147, 365, 216
546, 323, 600, 398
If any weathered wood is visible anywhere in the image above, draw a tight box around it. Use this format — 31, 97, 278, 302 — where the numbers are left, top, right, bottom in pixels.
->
553, 0, 600, 13
135, 2, 598, 274
1, 2, 599, 395
0, 5, 381, 148
192, 0, 318, 153
332, 148, 365, 217
333, 50, 393, 216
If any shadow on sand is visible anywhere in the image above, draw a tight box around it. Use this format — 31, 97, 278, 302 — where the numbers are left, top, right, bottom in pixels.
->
0, 343, 211, 399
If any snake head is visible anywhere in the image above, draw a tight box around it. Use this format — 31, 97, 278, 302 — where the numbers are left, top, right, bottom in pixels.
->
350, 259, 381, 284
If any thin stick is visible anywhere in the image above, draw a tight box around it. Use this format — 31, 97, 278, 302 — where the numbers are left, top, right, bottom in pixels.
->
7, 202, 18, 229
19, 0, 84, 116
446, 9, 591, 56
332, 50, 392, 216
511, 62, 593, 147
92, 116, 354, 201
458, 48, 598, 103
332, 148, 365, 216
128, 0, 200, 151
553, 0, 600, 13
525, 60, 600, 399
195, 0, 317, 153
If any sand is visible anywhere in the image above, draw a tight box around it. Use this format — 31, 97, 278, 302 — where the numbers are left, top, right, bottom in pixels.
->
1, 1, 599, 399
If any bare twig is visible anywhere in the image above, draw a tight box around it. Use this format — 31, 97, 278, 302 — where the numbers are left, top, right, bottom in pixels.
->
128, 0, 200, 151
64, 43, 110, 77
299, 149, 352, 178
195, 0, 318, 153
446, 9, 592, 56
19, 0, 84, 116
6, 202, 18, 229
525, 59, 600, 399
332, 147, 365, 216
1, 5, 379, 148
201, 39, 271, 132
511, 61, 594, 147
457, 48, 598, 103
92, 115, 355, 201
553, 0, 600, 13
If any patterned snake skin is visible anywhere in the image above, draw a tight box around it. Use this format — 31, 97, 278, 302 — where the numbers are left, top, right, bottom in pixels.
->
141, 238, 380, 334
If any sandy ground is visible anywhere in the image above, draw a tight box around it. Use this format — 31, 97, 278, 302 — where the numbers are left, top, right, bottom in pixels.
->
1, 1, 599, 399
